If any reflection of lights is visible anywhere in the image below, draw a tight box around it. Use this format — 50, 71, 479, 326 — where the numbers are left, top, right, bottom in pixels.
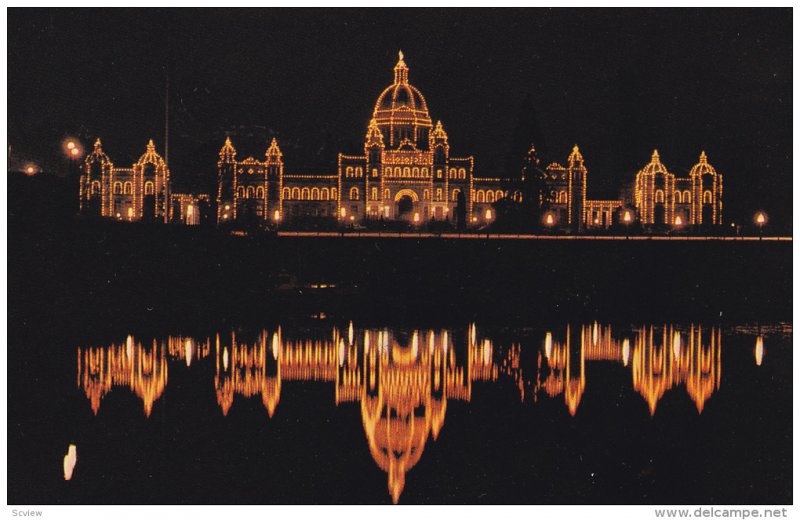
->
672, 332, 681, 358
338, 338, 345, 367
185, 339, 193, 367
755, 336, 764, 366
622, 338, 630, 367
272, 332, 279, 359
223, 347, 229, 370
592, 323, 598, 345
63, 444, 77, 481
348, 321, 354, 345
544, 332, 553, 360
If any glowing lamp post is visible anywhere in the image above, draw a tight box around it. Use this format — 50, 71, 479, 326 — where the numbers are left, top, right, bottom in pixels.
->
754, 211, 767, 238
544, 212, 555, 232
273, 210, 281, 223
25, 165, 36, 176
485, 209, 493, 222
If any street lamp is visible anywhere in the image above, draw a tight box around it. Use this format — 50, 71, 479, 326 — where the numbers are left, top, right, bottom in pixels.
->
754, 211, 767, 238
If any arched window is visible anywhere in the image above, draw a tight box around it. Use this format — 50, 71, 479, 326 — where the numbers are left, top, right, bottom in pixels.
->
113, 182, 122, 195
144, 181, 154, 195
487, 191, 495, 203
452, 189, 461, 201
355, 167, 363, 177
437, 169, 442, 179
413, 167, 420, 177
346, 166, 354, 177
476, 190, 485, 203
311, 188, 320, 200
655, 190, 665, 203
403, 167, 410, 176
291, 188, 300, 200
383, 188, 390, 199
256, 186, 264, 198
371, 187, 378, 201
422, 168, 428, 177
423, 189, 430, 201
332, 188, 337, 199
703, 190, 712, 203
449, 168, 456, 178
246, 186, 255, 198
124, 182, 133, 195
372, 168, 378, 178
350, 187, 359, 200
436, 188, 442, 201
282, 188, 290, 199
559, 191, 568, 204
674, 191, 682, 203
459, 168, 466, 179
321, 188, 330, 200
497, 190, 505, 200
683, 190, 691, 203
92, 181, 100, 195
385, 167, 392, 176
301, 187, 310, 200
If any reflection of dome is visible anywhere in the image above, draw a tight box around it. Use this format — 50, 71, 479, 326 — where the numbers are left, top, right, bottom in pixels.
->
689, 151, 717, 177
371, 51, 433, 150
641, 149, 669, 175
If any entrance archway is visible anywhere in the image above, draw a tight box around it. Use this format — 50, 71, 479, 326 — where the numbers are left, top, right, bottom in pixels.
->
394, 189, 419, 218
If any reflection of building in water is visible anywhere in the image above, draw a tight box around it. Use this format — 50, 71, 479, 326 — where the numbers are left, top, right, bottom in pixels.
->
77, 322, 724, 503
535, 323, 722, 415
77, 335, 210, 416
212, 323, 497, 503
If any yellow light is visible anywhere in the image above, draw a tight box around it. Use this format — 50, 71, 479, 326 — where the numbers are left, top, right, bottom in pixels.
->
674, 215, 683, 226
485, 209, 492, 220
623, 210, 632, 223
187, 204, 194, 217
413, 212, 420, 223
224, 204, 230, 210
274, 210, 281, 221
755, 212, 767, 226
66, 141, 76, 150
70, 147, 80, 157
340, 207, 347, 218
63, 444, 77, 481
755, 336, 764, 366
127, 207, 133, 220
545, 213, 554, 226
25, 165, 35, 175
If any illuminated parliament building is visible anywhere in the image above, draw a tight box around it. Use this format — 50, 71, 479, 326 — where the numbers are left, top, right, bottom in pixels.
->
79, 51, 724, 231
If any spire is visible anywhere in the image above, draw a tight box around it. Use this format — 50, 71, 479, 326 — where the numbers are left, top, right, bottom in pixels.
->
394, 50, 408, 85
568, 144, 584, 169
365, 119, 384, 148
146, 139, 156, 153
94, 138, 102, 150
265, 138, 282, 164
699, 150, 708, 163
652, 149, 660, 161
431, 120, 448, 140
219, 136, 236, 162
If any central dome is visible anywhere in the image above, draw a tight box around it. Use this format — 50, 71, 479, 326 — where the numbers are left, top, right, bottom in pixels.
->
372, 51, 433, 150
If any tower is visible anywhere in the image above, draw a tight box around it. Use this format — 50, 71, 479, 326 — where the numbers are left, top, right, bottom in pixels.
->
265, 138, 283, 223
81, 138, 112, 217
217, 136, 237, 223
689, 151, 723, 226
365, 119, 384, 216
567, 145, 587, 232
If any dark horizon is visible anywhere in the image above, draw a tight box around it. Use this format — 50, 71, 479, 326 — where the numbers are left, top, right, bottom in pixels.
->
7, 8, 792, 229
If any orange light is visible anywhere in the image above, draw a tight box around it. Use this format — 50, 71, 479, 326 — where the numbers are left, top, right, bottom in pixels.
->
674, 215, 683, 226
340, 207, 347, 218
545, 213, 554, 226
413, 212, 420, 223
66, 141, 76, 150
755, 212, 767, 226
623, 210, 632, 223
485, 209, 492, 220
70, 147, 80, 157
25, 165, 35, 175
755, 336, 764, 366
274, 210, 281, 221
63, 444, 77, 481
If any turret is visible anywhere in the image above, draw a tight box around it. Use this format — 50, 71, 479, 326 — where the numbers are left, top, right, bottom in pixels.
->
567, 145, 586, 232
217, 137, 237, 224
265, 138, 283, 222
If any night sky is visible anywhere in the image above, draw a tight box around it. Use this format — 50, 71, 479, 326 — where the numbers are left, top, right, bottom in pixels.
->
8, 8, 792, 228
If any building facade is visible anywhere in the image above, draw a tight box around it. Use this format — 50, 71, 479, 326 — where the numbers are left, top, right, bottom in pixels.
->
216, 52, 506, 227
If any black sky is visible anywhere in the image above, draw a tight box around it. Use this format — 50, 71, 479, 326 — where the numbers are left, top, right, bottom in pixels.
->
7, 8, 792, 227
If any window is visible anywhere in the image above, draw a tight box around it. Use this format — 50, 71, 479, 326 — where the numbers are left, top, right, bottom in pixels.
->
422, 168, 428, 177
144, 181, 155, 195
558, 191, 568, 204
282, 188, 290, 199
403, 167, 410, 176
383, 189, 390, 199
311, 188, 320, 200
385, 167, 392, 176
423, 189, 430, 201
452, 189, 461, 201
256, 187, 264, 198
459, 168, 466, 179
372, 187, 378, 201
113, 182, 122, 195
413, 167, 420, 177
350, 187, 359, 200
497, 190, 504, 201
437, 169, 442, 179
291, 188, 300, 200
683, 190, 691, 203
92, 181, 100, 195
703, 191, 713, 203
246, 186, 255, 198
449, 168, 456, 178
332, 188, 337, 199
487, 191, 495, 203
124, 182, 133, 195
674, 191, 682, 203
372, 168, 378, 178
321, 188, 330, 200
436, 188, 442, 201
346, 166, 354, 177
476, 190, 485, 203
301, 187, 310, 200
655, 190, 665, 203
355, 167, 363, 177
